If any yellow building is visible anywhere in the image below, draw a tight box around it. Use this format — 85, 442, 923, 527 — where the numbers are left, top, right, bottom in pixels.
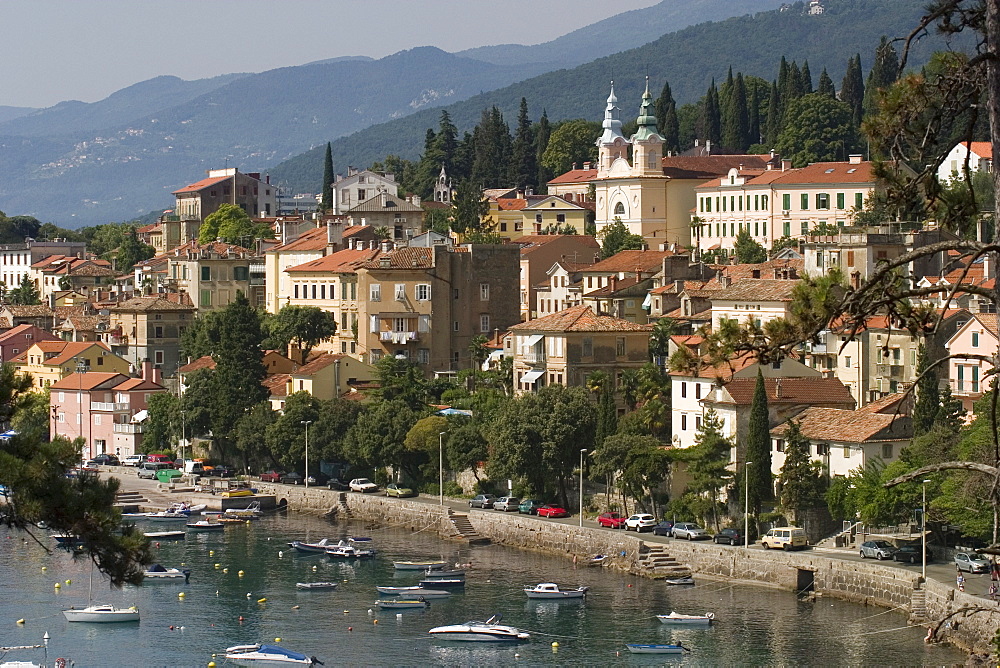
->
272, 353, 377, 411
13, 340, 131, 391
521, 196, 589, 235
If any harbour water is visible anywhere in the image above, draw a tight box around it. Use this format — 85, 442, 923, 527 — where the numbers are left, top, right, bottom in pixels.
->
1, 511, 966, 666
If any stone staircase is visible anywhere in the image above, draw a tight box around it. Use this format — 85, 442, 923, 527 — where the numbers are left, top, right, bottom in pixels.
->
447, 510, 490, 545
637, 544, 691, 579
909, 586, 928, 623
329, 492, 352, 519
114, 490, 148, 512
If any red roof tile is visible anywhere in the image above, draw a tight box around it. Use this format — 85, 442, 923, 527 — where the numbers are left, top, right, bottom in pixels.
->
172, 175, 230, 195
585, 250, 675, 274
548, 168, 599, 185
285, 248, 379, 273
509, 305, 650, 333
717, 377, 854, 406
771, 406, 911, 442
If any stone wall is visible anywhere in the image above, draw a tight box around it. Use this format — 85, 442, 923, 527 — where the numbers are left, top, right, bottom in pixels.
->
924, 577, 1000, 656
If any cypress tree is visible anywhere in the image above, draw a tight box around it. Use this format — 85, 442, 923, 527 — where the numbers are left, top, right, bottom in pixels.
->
701, 80, 721, 145
595, 382, 618, 449
722, 73, 749, 152
510, 98, 537, 191
817, 68, 836, 97
912, 343, 941, 436
777, 57, 789, 98
863, 36, 900, 118
765, 80, 781, 147
321, 142, 334, 211
747, 80, 761, 146
840, 54, 865, 128
800, 60, 813, 94
654, 80, 679, 153
745, 370, 772, 519
777, 420, 825, 524
534, 110, 552, 192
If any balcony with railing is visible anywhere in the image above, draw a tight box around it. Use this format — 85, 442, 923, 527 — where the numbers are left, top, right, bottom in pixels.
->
113, 423, 144, 434
90, 402, 130, 412
523, 349, 546, 365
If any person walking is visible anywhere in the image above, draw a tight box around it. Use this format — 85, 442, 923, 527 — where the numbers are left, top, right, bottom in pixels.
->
956, 569, 966, 592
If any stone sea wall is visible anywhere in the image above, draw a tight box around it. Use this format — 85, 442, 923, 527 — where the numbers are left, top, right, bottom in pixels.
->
268, 486, 1000, 655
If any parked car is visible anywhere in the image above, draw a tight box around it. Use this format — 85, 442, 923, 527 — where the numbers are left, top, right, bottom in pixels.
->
469, 494, 496, 509
713, 528, 746, 545
624, 514, 657, 532
518, 499, 545, 515
859, 540, 897, 560
260, 470, 283, 483
761, 526, 808, 551
146, 454, 172, 464
280, 472, 305, 485
652, 520, 675, 536
328, 479, 350, 491
492, 496, 520, 512
122, 454, 147, 467
955, 551, 991, 573
671, 523, 709, 540
385, 483, 415, 498
137, 462, 172, 479
90, 454, 120, 466
597, 512, 627, 529
349, 478, 378, 493
536, 504, 569, 518
306, 472, 330, 486
893, 544, 934, 564
207, 465, 236, 478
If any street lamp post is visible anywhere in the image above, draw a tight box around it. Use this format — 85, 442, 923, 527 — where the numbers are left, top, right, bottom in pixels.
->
922, 479, 930, 580
439, 432, 446, 505
579, 449, 588, 527
301, 420, 312, 488
744, 461, 753, 547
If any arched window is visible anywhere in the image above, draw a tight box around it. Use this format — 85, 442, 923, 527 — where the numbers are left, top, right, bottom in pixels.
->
614, 202, 625, 215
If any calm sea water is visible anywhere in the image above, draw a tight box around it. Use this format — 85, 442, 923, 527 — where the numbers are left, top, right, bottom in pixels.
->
0, 511, 965, 667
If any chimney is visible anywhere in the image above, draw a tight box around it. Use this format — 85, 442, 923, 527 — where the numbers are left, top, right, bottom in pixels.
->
775, 378, 783, 398
850, 270, 862, 290
583, 162, 591, 170
380, 240, 392, 253
326, 220, 343, 251
571, 162, 577, 170
705, 139, 712, 154
719, 275, 732, 289
141, 359, 153, 381
674, 279, 684, 293
152, 366, 162, 385
782, 159, 792, 171
849, 154, 863, 164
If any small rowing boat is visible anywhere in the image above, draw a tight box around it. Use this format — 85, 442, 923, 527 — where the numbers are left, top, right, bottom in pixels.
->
393, 560, 444, 571
657, 611, 714, 625
376, 598, 428, 609
288, 538, 333, 554
185, 519, 224, 531
376, 586, 451, 598
625, 643, 689, 654
664, 575, 695, 585
295, 582, 339, 590
422, 568, 466, 578
418, 578, 464, 588
143, 530, 185, 540
523, 583, 588, 599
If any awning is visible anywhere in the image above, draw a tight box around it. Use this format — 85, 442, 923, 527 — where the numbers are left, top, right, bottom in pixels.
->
524, 334, 544, 347
520, 369, 544, 384
437, 408, 473, 417
482, 349, 504, 371
131, 410, 149, 423
642, 293, 652, 310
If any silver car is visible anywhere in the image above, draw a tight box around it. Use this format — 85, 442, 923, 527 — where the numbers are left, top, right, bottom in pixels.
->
492, 496, 520, 512
955, 551, 991, 573
671, 522, 709, 540
859, 540, 897, 560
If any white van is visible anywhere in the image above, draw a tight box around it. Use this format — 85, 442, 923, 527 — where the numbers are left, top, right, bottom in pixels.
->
183, 461, 205, 475
761, 526, 808, 551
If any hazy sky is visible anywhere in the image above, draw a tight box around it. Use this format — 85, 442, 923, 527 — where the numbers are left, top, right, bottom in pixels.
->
2, 0, 658, 108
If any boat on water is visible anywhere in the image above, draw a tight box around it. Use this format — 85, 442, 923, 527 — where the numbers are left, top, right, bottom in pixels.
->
376, 586, 451, 599
418, 578, 464, 588
62, 604, 140, 623
223, 502, 263, 518
422, 568, 465, 578
143, 564, 191, 582
295, 582, 339, 590
49, 534, 79, 545
376, 598, 428, 609
288, 538, 333, 554
428, 614, 529, 642
588, 554, 609, 566
185, 519, 225, 531
144, 511, 189, 522
625, 643, 688, 654
393, 560, 445, 571
143, 530, 185, 540
664, 576, 695, 585
523, 583, 589, 599
223, 643, 322, 665
657, 611, 714, 625
166, 502, 206, 515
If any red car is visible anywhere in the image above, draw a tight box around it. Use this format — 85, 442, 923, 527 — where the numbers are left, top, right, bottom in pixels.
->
597, 512, 626, 529
536, 504, 569, 518
260, 470, 283, 483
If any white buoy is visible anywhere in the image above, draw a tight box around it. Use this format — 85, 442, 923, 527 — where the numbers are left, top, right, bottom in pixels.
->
278, 551, 283, 558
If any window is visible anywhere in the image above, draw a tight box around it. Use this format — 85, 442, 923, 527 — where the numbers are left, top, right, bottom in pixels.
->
973, 365, 980, 393
320, 284, 326, 300
415, 284, 431, 301
480, 314, 490, 332
681, 414, 687, 430
782, 193, 790, 210
200, 289, 212, 307
816, 443, 830, 456
370, 284, 381, 301
801, 221, 809, 235
681, 382, 687, 398
394, 284, 405, 301
695, 416, 702, 430
800, 193, 809, 210
154, 350, 164, 365
201, 266, 211, 281
556, 214, 566, 223
582, 337, 593, 357
94, 414, 102, 426
855, 193, 863, 208
722, 197, 727, 212
881, 443, 894, 459
614, 202, 625, 215
958, 364, 965, 391
616, 337, 626, 357
845, 356, 851, 368
417, 349, 429, 364
233, 266, 249, 281
418, 315, 430, 332
479, 283, 489, 301
705, 198, 712, 212
836, 193, 845, 209
816, 193, 830, 209
154, 326, 163, 338
972, 331, 980, 347
311, 284, 317, 300
843, 446, 852, 459
535, 213, 542, 223
775, 439, 784, 452
695, 383, 701, 399
783, 221, 791, 236
453, 321, 459, 332
369, 315, 378, 333
341, 312, 348, 330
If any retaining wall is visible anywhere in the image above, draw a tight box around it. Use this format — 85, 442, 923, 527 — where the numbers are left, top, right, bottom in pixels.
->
924, 577, 1000, 656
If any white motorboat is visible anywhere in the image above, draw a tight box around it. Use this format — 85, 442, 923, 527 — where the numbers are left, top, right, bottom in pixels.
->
295, 582, 339, 590
185, 519, 225, 531
223, 501, 263, 518
376, 598, 428, 609
145, 511, 188, 522
143, 564, 191, 581
143, 530, 185, 540
657, 611, 715, 625
523, 583, 589, 599
325, 542, 376, 559
625, 643, 688, 654
50, 534, 80, 546
393, 560, 444, 570
288, 538, 332, 554
664, 575, 695, 585
223, 643, 322, 665
422, 568, 466, 578
376, 586, 451, 599
62, 604, 139, 623
418, 578, 464, 588
429, 614, 529, 642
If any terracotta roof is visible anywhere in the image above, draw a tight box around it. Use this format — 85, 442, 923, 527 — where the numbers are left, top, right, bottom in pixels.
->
115, 377, 165, 392
673, 352, 760, 380
292, 353, 347, 376
483, 188, 518, 200
718, 377, 854, 406
710, 278, 797, 302
66, 262, 116, 277
496, 198, 528, 211
285, 248, 379, 274
721, 259, 804, 279
178, 356, 216, 373
50, 372, 127, 391
771, 407, 910, 442
108, 296, 197, 312
172, 175, 230, 195
584, 275, 646, 297
264, 373, 290, 397
585, 250, 675, 274
508, 305, 651, 333
348, 193, 423, 213
660, 155, 768, 179
858, 393, 909, 415
969, 312, 999, 336
267, 226, 328, 252
0, 324, 53, 343
169, 240, 253, 257
965, 141, 992, 159
44, 341, 112, 367
770, 160, 876, 185
357, 247, 434, 270
548, 167, 599, 185
58, 315, 104, 332
650, 279, 711, 295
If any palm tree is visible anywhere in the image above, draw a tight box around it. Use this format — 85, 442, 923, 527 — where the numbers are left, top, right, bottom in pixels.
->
372, 226, 392, 241
585, 370, 611, 395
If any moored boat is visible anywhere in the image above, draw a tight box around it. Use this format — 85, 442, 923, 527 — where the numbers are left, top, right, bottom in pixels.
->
145, 511, 188, 522
62, 604, 140, 623
295, 582, 339, 590
588, 554, 609, 566
185, 519, 225, 531
288, 538, 332, 554
422, 568, 465, 578
428, 614, 529, 642
523, 583, 588, 599
376, 598, 428, 609
625, 643, 688, 654
664, 576, 695, 585
376, 586, 451, 598
223, 501, 263, 518
657, 611, 714, 625
223, 643, 322, 665
50, 534, 80, 545
393, 560, 444, 570
418, 578, 464, 588
143, 530, 185, 540
325, 541, 376, 559
143, 564, 191, 581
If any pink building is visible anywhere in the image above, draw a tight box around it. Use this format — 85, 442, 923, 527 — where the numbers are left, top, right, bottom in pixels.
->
944, 312, 997, 412
49, 361, 165, 460
0, 324, 60, 362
